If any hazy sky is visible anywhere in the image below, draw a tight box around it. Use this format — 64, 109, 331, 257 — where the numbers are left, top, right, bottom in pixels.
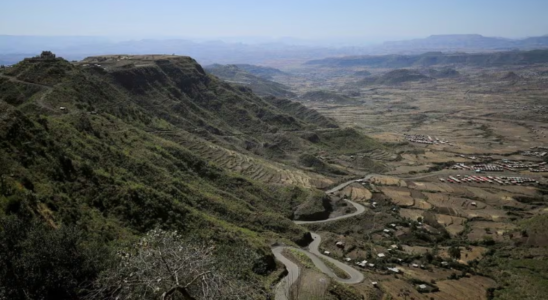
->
1, 0, 547, 40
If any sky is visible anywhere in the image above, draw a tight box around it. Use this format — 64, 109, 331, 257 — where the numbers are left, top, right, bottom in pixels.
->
1, 0, 548, 42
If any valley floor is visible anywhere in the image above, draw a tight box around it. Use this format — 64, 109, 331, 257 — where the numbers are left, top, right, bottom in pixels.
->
270, 64, 548, 300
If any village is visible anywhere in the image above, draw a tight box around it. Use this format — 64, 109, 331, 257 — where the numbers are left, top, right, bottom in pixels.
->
522, 147, 548, 158
323, 238, 447, 294
439, 174, 538, 185
450, 160, 548, 172
404, 134, 449, 145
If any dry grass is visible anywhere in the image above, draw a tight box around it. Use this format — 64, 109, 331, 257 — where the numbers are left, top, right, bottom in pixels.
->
290, 269, 331, 300
380, 187, 415, 206
467, 221, 516, 242
368, 175, 406, 186
399, 208, 424, 222
438, 246, 487, 264
434, 276, 497, 300
435, 214, 467, 236
340, 183, 373, 201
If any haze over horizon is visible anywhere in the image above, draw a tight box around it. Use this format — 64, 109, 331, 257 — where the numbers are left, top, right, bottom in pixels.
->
2, 0, 548, 45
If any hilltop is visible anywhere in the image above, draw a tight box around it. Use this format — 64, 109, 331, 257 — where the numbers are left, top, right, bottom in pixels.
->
424, 67, 460, 78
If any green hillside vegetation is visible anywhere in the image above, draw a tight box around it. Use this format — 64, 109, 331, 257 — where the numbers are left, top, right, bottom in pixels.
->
298, 153, 347, 176
477, 214, 548, 300
306, 49, 548, 68
0, 53, 383, 299
204, 64, 295, 98
292, 189, 334, 221
263, 96, 339, 129
316, 128, 379, 154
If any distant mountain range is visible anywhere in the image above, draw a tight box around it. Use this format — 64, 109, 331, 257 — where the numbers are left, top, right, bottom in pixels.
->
306, 49, 548, 68
378, 34, 548, 53
1, 34, 548, 66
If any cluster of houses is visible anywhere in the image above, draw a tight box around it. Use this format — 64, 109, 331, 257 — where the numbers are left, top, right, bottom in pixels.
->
451, 160, 547, 172
522, 150, 548, 158
352, 247, 399, 270
530, 165, 548, 172
456, 154, 478, 160
440, 175, 538, 185
404, 134, 448, 145
334, 239, 450, 292
82, 63, 106, 70
451, 163, 503, 172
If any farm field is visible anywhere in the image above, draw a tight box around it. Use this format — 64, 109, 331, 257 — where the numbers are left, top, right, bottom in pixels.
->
279, 62, 548, 299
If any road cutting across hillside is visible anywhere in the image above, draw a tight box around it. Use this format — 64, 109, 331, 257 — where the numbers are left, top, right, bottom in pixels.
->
273, 179, 368, 300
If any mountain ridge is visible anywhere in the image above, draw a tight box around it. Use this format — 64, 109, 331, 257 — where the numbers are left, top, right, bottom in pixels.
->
2, 34, 548, 66
305, 49, 548, 68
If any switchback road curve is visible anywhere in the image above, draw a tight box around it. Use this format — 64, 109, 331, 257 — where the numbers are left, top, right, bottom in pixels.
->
272, 180, 368, 300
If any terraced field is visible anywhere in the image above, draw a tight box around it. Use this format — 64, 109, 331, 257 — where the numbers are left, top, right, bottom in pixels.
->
187, 139, 333, 188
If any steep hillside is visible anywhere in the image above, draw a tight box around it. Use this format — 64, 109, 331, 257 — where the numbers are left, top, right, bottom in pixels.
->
262, 96, 339, 129
204, 64, 295, 98
2, 54, 380, 193
0, 54, 385, 297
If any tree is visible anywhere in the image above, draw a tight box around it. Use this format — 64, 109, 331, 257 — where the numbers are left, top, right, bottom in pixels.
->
0, 153, 13, 196
0, 216, 110, 300
88, 229, 257, 300
448, 246, 461, 260
424, 251, 434, 263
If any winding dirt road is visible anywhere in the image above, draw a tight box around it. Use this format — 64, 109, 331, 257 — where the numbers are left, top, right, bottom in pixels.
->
273, 179, 368, 300
294, 199, 366, 225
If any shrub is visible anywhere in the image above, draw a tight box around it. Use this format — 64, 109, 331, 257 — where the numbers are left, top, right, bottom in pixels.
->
88, 229, 261, 300
0, 215, 112, 300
